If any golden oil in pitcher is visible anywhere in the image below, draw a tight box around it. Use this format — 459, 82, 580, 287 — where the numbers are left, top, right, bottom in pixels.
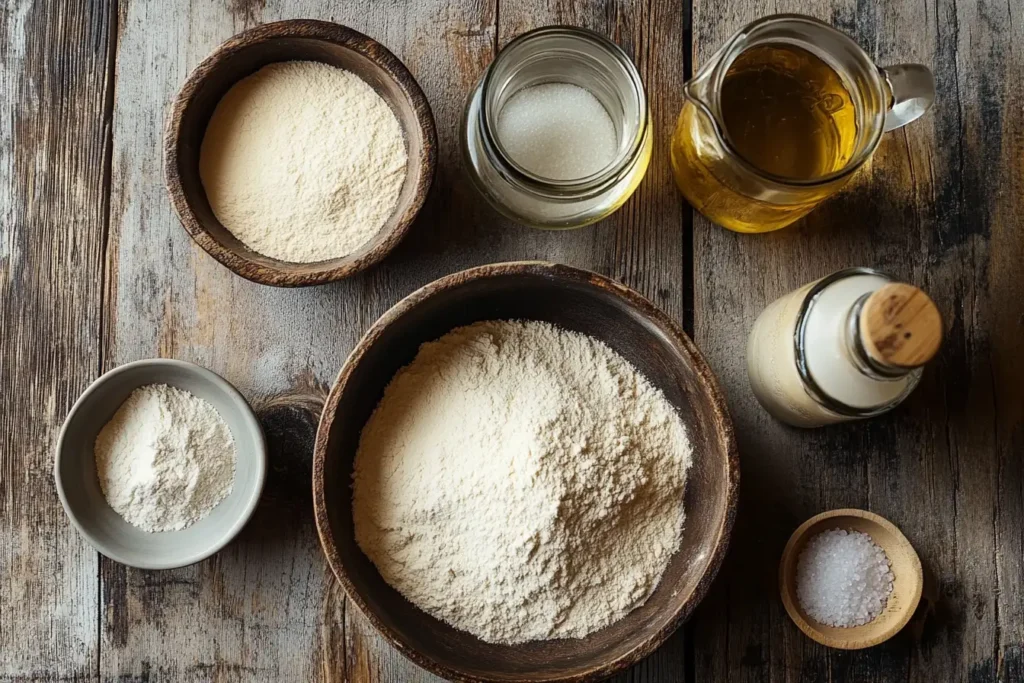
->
718, 45, 856, 181
671, 15, 936, 233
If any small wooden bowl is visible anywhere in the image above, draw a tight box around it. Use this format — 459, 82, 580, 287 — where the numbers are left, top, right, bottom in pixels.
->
779, 509, 923, 650
313, 261, 740, 682
164, 20, 436, 287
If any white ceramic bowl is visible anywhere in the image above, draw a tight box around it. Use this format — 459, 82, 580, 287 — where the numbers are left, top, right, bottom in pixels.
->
55, 359, 266, 569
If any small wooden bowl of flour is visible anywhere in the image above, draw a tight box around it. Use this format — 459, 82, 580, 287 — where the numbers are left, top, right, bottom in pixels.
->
165, 20, 436, 286
313, 261, 740, 682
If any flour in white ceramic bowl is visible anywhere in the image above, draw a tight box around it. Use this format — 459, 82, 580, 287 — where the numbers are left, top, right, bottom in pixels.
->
94, 384, 236, 532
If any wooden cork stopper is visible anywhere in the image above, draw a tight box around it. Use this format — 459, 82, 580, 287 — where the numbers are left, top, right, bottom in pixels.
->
859, 283, 942, 369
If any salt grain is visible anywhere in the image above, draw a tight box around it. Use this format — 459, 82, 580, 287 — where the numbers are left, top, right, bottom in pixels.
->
796, 528, 894, 627
496, 83, 617, 180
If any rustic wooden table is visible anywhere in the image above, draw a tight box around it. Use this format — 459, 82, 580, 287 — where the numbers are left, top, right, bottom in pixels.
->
2, 0, 1021, 681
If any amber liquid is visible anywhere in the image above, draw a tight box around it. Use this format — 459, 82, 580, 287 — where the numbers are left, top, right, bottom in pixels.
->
671, 44, 859, 232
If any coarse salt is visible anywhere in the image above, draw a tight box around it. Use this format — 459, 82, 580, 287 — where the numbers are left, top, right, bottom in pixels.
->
795, 528, 894, 627
495, 82, 617, 180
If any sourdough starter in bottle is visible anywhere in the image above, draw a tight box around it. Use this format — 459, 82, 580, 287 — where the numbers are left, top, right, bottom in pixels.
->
747, 268, 942, 427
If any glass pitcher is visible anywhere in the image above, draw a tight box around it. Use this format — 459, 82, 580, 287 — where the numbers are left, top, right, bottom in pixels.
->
670, 14, 935, 233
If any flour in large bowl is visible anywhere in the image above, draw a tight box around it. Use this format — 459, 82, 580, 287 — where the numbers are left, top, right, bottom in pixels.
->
352, 320, 693, 644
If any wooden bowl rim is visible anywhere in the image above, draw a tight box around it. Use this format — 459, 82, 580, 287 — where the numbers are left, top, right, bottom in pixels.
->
778, 508, 924, 650
311, 260, 740, 682
163, 19, 437, 287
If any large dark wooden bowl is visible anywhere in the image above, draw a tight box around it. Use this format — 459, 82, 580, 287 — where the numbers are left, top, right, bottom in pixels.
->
164, 20, 436, 287
313, 261, 739, 682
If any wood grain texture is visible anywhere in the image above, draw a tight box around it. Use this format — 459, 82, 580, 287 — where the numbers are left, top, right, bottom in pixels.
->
0, 0, 113, 679
312, 261, 737, 682
102, 0, 492, 680
103, 1, 346, 679
497, 0, 688, 322
2, 0, 1020, 679
688, 1, 1024, 682
104, 0, 690, 679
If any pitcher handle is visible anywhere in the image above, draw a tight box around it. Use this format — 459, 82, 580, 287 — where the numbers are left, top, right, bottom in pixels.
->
881, 64, 935, 132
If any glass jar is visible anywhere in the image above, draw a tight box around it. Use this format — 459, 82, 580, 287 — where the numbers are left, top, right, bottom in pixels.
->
462, 26, 652, 229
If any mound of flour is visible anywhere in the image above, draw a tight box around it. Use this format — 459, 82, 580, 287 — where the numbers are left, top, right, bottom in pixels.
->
199, 61, 407, 263
94, 384, 235, 532
352, 320, 693, 644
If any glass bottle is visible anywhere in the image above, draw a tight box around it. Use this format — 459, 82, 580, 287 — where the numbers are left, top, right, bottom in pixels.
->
747, 268, 943, 427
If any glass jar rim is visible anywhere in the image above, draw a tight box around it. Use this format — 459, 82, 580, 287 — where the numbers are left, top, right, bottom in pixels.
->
479, 25, 649, 197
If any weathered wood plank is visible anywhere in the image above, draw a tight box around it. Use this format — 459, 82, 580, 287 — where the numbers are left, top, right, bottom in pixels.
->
688, 1, 1024, 682
0, 0, 114, 680
308, 2, 496, 680
106, 0, 693, 679
103, 0, 489, 680
497, 0, 688, 321
103, 1, 348, 680
496, 1, 690, 680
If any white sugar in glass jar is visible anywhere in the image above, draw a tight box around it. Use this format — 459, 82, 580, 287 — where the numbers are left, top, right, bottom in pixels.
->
462, 26, 652, 229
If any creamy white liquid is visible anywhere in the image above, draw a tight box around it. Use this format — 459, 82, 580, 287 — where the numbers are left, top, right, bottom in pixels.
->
747, 272, 917, 427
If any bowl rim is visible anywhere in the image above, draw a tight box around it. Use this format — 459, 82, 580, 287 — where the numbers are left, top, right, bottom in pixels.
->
778, 507, 924, 650
163, 19, 438, 287
311, 260, 740, 682
54, 358, 268, 570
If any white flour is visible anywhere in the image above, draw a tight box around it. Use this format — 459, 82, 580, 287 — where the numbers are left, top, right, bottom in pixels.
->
352, 320, 693, 644
199, 61, 407, 263
94, 384, 236, 532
